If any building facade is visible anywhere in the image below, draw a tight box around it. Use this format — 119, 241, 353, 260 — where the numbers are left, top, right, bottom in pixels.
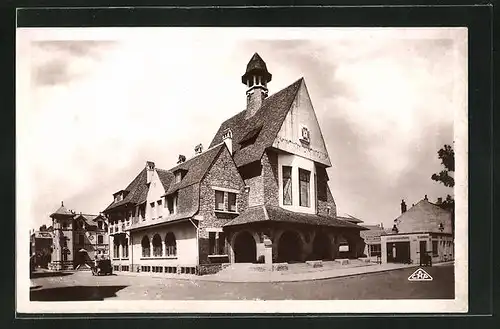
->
103, 53, 366, 275
48, 202, 110, 271
30, 229, 53, 269
380, 197, 454, 265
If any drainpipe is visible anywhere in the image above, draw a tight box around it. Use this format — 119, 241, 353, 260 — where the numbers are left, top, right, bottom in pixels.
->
188, 217, 199, 272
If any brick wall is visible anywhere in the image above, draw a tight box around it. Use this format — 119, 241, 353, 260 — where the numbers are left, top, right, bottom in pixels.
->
263, 151, 279, 206
198, 146, 247, 264
316, 165, 337, 217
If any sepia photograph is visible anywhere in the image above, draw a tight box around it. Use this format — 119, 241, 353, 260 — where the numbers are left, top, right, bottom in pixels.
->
16, 26, 468, 314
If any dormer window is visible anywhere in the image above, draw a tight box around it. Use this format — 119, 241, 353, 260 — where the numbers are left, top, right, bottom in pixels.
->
175, 171, 182, 183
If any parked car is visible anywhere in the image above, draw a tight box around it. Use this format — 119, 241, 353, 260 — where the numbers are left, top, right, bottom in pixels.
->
91, 259, 113, 276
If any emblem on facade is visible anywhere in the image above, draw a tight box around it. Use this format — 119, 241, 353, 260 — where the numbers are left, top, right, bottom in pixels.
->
300, 126, 310, 144
408, 268, 433, 281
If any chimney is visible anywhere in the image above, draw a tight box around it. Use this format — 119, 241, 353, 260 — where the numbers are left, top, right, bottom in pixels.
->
437, 197, 443, 204
177, 155, 186, 164
241, 53, 272, 119
380, 223, 384, 229
400, 199, 407, 214
222, 128, 233, 155
146, 161, 155, 184
424, 194, 428, 201
194, 143, 203, 155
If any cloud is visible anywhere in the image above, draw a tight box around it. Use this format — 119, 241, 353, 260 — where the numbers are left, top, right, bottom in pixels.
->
31, 41, 116, 86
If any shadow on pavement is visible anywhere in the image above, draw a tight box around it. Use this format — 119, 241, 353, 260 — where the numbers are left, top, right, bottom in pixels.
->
30, 285, 128, 301
30, 272, 74, 279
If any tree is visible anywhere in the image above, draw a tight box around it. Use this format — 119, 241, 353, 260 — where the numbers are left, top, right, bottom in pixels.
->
431, 144, 455, 187
431, 144, 455, 234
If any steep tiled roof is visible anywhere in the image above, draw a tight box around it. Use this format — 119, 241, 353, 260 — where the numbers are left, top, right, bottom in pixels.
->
224, 205, 366, 230
104, 168, 147, 212
209, 78, 303, 167
165, 144, 224, 195
156, 169, 174, 191
50, 202, 74, 218
104, 145, 226, 213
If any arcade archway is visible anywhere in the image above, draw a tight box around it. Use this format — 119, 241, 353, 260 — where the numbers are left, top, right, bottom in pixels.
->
233, 231, 257, 263
277, 230, 302, 263
312, 232, 332, 260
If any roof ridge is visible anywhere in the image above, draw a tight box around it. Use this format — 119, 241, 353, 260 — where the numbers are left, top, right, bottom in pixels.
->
168, 143, 224, 172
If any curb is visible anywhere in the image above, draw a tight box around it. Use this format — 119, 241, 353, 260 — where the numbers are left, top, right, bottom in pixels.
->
110, 262, 453, 283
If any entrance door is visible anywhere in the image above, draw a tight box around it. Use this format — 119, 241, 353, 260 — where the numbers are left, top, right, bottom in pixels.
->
419, 240, 427, 264
234, 231, 257, 263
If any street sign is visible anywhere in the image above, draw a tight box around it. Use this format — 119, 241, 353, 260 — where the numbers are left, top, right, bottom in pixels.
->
408, 268, 433, 281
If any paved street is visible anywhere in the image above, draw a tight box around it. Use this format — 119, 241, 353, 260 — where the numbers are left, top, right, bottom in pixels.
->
30, 264, 454, 301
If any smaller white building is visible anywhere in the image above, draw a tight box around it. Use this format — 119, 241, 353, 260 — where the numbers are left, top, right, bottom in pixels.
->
381, 197, 454, 265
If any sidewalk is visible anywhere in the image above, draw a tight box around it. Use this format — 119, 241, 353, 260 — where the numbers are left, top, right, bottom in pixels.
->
114, 261, 454, 283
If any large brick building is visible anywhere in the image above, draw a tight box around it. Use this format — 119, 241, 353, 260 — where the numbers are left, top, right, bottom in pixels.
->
103, 53, 366, 275
48, 202, 110, 271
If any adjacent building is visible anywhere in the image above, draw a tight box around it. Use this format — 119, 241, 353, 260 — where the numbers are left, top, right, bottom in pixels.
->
30, 229, 53, 269
48, 202, 110, 271
103, 53, 366, 275
380, 196, 454, 265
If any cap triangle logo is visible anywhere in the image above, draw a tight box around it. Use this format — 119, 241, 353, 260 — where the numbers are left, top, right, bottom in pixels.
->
408, 268, 433, 281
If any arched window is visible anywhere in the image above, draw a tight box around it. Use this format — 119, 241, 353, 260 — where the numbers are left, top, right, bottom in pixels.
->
141, 236, 150, 258
165, 232, 177, 256
152, 234, 162, 257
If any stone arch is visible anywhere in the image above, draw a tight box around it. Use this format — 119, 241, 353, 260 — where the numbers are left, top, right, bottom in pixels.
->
152, 234, 162, 257
311, 231, 332, 260
165, 232, 177, 256
231, 230, 258, 263
276, 230, 304, 263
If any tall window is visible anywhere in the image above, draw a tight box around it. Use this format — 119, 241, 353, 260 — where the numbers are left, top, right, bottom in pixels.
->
432, 240, 438, 257
209, 232, 216, 255
215, 190, 225, 210
228, 193, 237, 212
141, 236, 150, 257
299, 168, 311, 207
122, 238, 129, 258
167, 194, 178, 214
165, 232, 177, 256
113, 240, 120, 259
282, 166, 293, 205
98, 221, 103, 230
98, 235, 103, 244
209, 231, 226, 255
152, 234, 162, 257
79, 234, 84, 244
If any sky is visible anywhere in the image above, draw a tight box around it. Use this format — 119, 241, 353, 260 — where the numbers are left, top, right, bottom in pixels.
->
16, 28, 467, 231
